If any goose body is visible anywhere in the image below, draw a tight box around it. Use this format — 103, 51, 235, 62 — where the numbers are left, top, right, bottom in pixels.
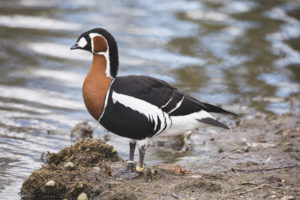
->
71, 28, 236, 174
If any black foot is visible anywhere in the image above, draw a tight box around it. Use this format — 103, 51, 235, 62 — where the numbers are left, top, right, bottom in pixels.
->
126, 162, 135, 172
113, 162, 143, 179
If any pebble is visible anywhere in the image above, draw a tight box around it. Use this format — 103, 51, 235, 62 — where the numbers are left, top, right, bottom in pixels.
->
45, 180, 55, 187
64, 162, 75, 169
281, 195, 295, 200
93, 167, 100, 171
77, 192, 88, 200
103, 134, 111, 141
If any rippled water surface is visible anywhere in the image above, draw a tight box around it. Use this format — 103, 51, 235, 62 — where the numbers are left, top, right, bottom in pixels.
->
1, 0, 300, 198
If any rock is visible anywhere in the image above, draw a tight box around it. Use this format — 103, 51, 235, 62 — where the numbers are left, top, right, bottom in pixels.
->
64, 162, 75, 169
110, 189, 137, 200
281, 195, 295, 200
77, 192, 88, 200
93, 167, 100, 171
71, 122, 93, 141
45, 180, 55, 187
152, 164, 191, 176
103, 134, 111, 141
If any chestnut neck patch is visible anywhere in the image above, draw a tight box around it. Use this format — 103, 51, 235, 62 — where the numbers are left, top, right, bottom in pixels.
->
93, 36, 108, 53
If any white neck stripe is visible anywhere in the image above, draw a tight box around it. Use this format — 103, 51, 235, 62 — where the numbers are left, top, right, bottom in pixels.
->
89, 33, 112, 78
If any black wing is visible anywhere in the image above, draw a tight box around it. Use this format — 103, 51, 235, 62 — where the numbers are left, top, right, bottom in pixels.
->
112, 75, 237, 118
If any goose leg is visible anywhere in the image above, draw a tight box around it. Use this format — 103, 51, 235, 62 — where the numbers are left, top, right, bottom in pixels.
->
126, 139, 136, 172
113, 139, 140, 178
136, 144, 146, 173
114, 139, 147, 178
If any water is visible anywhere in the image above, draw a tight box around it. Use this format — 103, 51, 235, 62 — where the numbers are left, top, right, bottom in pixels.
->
1, 0, 300, 198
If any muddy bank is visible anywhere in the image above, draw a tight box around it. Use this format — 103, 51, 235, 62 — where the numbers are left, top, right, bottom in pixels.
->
21, 114, 300, 199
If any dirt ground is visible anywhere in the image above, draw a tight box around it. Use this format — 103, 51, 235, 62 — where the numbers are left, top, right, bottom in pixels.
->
21, 114, 300, 200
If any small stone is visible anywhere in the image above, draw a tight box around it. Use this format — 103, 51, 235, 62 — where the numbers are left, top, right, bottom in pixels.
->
93, 167, 100, 171
281, 195, 295, 200
154, 164, 191, 175
77, 192, 88, 200
45, 180, 55, 187
64, 162, 75, 169
103, 134, 111, 141
151, 169, 156, 174
256, 112, 263, 118
264, 156, 272, 163
75, 182, 84, 189
71, 122, 93, 141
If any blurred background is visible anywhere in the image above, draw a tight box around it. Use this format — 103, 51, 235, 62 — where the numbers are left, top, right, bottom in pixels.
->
0, 0, 300, 198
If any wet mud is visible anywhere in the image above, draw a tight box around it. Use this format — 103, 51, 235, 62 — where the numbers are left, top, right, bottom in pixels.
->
21, 114, 300, 200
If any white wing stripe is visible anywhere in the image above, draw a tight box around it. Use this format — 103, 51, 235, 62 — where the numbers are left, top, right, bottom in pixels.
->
161, 96, 173, 108
168, 96, 184, 114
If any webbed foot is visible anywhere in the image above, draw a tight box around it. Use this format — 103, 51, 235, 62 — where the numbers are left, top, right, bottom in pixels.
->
113, 161, 144, 179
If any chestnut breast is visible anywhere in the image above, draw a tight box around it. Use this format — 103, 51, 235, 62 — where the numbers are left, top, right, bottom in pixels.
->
82, 55, 112, 120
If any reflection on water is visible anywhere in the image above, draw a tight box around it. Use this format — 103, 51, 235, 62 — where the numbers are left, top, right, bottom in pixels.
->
0, 0, 300, 198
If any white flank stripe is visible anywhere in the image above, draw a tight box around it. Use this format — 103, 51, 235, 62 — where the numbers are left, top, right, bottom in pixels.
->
169, 96, 184, 114
112, 91, 171, 133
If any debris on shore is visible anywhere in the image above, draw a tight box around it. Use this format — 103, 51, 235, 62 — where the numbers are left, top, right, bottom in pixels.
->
21, 114, 300, 199
70, 121, 93, 141
21, 140, 120, 199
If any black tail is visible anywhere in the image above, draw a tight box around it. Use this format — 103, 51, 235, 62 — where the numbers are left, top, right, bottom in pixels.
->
202, 102, 238, 117
185, 95, 238, 117
197, 118, 230, 129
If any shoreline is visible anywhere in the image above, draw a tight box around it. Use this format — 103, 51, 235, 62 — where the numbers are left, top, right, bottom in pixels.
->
21, 114, 300, 199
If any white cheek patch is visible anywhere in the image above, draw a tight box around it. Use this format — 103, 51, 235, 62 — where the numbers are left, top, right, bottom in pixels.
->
78, 37, 87, 48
